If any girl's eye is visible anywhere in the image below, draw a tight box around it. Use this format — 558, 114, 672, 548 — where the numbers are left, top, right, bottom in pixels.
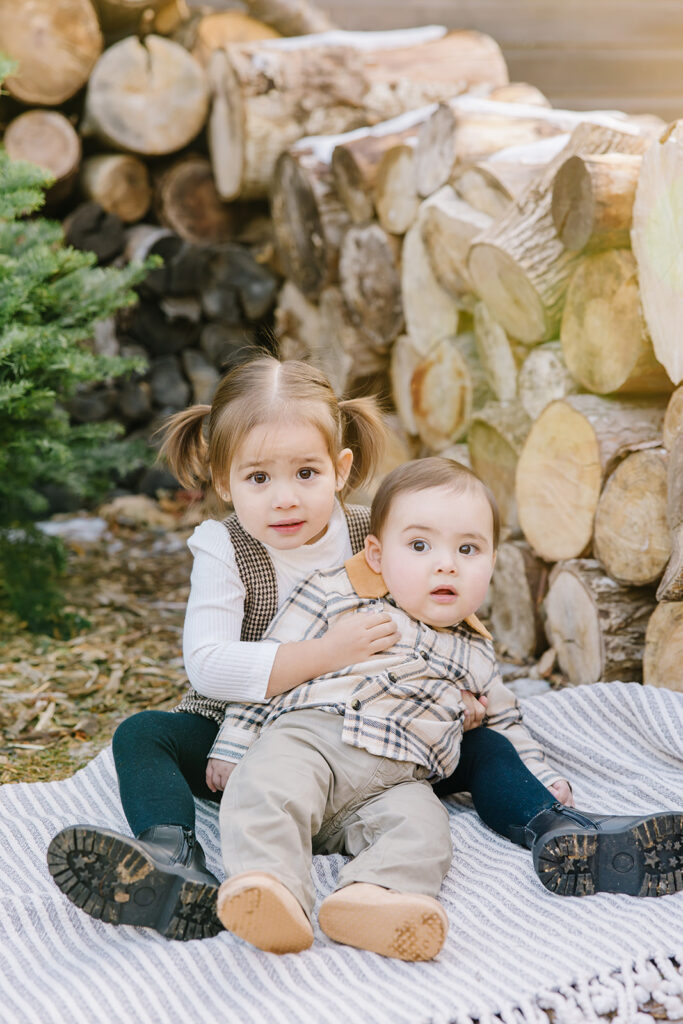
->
410, 539, 430, 553
250, 472, 268, 484
297, 467, 317, 480
459, 543, 477, 555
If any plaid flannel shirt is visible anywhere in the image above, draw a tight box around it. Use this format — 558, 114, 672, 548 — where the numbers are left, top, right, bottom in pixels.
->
209, 553, 561, 784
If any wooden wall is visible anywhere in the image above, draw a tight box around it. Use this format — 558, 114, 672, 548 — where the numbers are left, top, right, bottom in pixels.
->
312, 0, 683, 121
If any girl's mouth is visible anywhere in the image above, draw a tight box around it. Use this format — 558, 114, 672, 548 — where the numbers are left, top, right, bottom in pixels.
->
271, 520, 305, 534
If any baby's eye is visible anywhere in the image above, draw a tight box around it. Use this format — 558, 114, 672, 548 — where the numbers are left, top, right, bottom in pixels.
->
249, 471, 269, 485
297, 467, 317, 480
459, 543, 477, 555
410, 539, 430, 553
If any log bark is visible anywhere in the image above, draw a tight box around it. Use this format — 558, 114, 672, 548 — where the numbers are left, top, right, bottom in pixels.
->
374, 140, 420, 236
338, 224, 403, 353
0, 0, 102, 105
472, 302, 519, 403
468, 400, 531, 537
657, 432, 683, 602
192, 11, 280, 67
401, 218, 460, 355
241, 0, 336, 36
80, 154, 150, 223
632, 120, 683, 385
468, 122, 649, 344
209, 27, 507, 200
490, 541, 549, 660
515, 393, 666, 562
411, 332, 489, 451
517, 341, 577, 421
154, 155, 236, 246
663, 386, 683, 451
552, 153, 641, 252
643, 601, 683, 691
593, 447, 671, 586
560, 249, 674, 395
3, 111, 81, 208
544, 559, 656, 685
420, 187, 492, 297
82, 35, 209, 156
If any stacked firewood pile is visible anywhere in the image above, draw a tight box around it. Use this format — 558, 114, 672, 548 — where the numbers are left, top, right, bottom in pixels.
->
1, 0, 681, 689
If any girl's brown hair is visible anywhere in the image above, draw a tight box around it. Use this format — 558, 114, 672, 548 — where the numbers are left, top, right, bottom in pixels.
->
157, 356, 387, 499
370, 457, 500, 550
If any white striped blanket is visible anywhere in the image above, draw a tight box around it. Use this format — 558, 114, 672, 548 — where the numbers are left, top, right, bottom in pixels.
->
1, 682, 682, 1024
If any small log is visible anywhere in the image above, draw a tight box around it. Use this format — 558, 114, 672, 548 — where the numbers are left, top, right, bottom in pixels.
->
338, 224, 403, 353
411, 332, 489, 451
241, 0, 336, 35
83, 35, 209, 156
401, 218, 460, 355
657, 432, 683, 601
201, 244, 278, 323
92, 0, 186, 39
126, 300, 200, 356
81, 154, 151, 223
63, 202, 125, 264
544, 559, 656, 685
472, 302, 519, 403
560, 249, 674, 395
643, 601, 683, 691
420, 187, 492, 297
200, 323, 258, 372
552, 153, 642, 252
390, 333, 421, 437
593, 447, 671, 586
632, 120, 683, 385
3, 110, 81, 208
517, 342, 578, 421
0, 0, 102, 105
154, 155, 235, 246
468, 400, 531, 537
663, 386, 683, 451
192, 11, 280, 67
468, 122, 649, 344
374, 140, 420, 236
490, 541, 549, 660
515, 393, 666, 562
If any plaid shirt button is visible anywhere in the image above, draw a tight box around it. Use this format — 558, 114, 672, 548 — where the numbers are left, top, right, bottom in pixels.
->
387, 673, 398, 682
350, 698, 361, 710
420, 650, 429, 660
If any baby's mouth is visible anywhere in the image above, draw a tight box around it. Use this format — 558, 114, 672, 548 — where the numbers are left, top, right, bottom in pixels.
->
430, 586, 458, 600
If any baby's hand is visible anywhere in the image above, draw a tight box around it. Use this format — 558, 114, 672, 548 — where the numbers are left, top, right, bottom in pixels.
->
323, 610, 400, 670
461, 691, 488, 730
206, 757, 237, 793
548, 779, 574, 807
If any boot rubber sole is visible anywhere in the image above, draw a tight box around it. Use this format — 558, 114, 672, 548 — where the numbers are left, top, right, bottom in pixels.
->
216, 872, 313, 954
47, 825, 223, 940
534, 812, 683, 897
318, 883, 448, 961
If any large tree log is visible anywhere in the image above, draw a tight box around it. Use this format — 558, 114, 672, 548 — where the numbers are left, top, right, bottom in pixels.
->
338, 224, 403, 353
241, 0, 336, 36
401, 217, 460, 355
517, 341, 577, 421
560, 249, 674, 395
420, 187, 492, 298
552, 153, 642, 252
80, 154, 151, 223
208, 27, 507, 200
468, 122, 649, 344
154, 155, 235, 246
82, 35, 209, 156
657, 432, 683, 602
3, 111, 81, 208
593, 447, 671, 586
468, 400, 531, 537
643, 601, 683, 691
632, 120, 683, 385
515, 394, 666, 562
411, 333, 489, 451
472, 302, 519, 403
663, 386, 683, 451
490, 541, 549, 660
544, 559, 656, 685
0, 0, 102, 105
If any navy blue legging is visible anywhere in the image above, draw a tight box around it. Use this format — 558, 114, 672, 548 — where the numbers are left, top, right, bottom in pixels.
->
113, 711, 556, 844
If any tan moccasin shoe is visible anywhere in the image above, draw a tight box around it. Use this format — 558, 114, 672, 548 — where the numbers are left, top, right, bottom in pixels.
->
318, 882, 448, 961
217, 872, 313, 954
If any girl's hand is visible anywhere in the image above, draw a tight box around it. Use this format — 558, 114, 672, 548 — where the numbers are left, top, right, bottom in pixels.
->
206, 757, 237, 793
323, 610, 400, 670
461, 691, 488, 730
548, 779, 575, 807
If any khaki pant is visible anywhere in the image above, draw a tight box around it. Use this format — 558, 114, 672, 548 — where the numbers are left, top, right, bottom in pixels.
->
219, 709, 452, 917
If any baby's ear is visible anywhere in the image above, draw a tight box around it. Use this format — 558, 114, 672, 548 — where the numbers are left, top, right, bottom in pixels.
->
364, 534, 382, 574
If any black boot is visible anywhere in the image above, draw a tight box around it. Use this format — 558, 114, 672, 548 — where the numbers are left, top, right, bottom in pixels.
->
47, 824, 224, 940
518, 804, 683, 898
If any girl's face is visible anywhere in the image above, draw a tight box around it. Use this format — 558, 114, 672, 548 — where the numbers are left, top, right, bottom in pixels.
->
224, 420, 353, 549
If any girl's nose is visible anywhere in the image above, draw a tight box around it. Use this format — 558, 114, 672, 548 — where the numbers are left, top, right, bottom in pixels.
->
273, 488, 298, 509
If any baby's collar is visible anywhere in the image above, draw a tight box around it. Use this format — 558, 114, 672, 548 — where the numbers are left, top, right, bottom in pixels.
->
344, 551, 492, 640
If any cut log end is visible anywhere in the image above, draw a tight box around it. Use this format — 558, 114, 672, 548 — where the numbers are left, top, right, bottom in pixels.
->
468, 241, 547, 343
644, 601, 683, 690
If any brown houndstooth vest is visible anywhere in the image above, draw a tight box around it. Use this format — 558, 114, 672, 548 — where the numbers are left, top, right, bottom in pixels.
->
173, 505, 371, 724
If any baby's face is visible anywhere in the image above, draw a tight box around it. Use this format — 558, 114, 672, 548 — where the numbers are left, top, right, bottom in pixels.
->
365, 484, 496, 629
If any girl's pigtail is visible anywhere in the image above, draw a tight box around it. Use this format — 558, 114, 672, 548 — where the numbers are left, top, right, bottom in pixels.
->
338, 395, 388, 494
155, 405, 212, 490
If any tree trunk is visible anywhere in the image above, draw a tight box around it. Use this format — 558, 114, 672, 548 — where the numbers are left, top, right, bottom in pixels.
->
552, 153, 642, 252
374, 139, 421, 236
468, 122, 649, 344
468, 400, 531, 537
401, 218, 460, 355
517, 341, 577, 421
83, 35, 209, 156
593, 447, 671, 586
643, 601, 683, 691
663, 386, 683, 451
490, 541, 549, 660
0, 0, 102, 105
3, 110, 81, 208
81, 154, 151, 223
411, 333, 489, 451
338, 224, 403, 352
657, 432, 683, 601
241, 0, 336, 35
544, 559, 656, 685
560, 249, 674, 395
515, 393, 666, 562
420, 187, 492, 297
191, 10, 280, 67
154, 155, 236, 245
210, 27, 507, 200
632, 119, 683, 385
